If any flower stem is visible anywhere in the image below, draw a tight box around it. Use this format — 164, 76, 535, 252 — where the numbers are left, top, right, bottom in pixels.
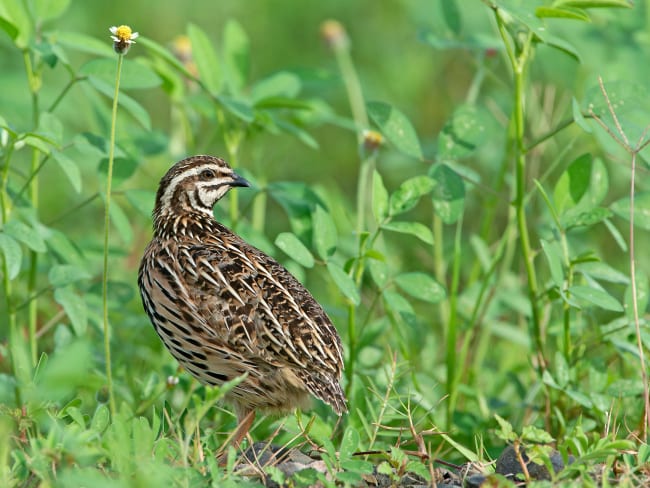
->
331, 27, 370, 399
102, 53, 124, 417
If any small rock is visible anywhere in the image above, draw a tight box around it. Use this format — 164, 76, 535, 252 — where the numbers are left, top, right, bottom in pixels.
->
495, 444, 572, 481
464, 474, 487, 487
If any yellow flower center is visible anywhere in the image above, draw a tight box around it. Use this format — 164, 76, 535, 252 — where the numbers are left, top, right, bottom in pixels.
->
115, 25, 133, 42
363, 130, 384, 146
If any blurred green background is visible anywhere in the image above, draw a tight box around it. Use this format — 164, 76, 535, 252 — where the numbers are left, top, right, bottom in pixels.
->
2, 0, 650, 482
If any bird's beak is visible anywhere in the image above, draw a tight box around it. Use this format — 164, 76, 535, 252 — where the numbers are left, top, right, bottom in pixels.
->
230, 173, 251, 188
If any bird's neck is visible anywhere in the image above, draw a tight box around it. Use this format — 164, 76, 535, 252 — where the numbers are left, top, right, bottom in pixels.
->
153, 208, 219, 240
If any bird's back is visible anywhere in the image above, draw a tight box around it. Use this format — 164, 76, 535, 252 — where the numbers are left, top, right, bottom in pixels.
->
139, 213, 347, 416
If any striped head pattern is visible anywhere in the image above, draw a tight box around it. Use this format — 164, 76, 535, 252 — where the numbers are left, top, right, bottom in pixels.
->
152, 155, 250, 231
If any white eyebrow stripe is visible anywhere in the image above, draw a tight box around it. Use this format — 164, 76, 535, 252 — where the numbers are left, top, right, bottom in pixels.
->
159, 164, 232, 209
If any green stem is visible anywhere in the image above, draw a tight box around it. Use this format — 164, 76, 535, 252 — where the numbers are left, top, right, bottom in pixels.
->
21, 45, 43, 366
495, 10, 545, 372
513, 54, 544, 373
334, 44, 368, 144
333, 36, 372, 242
28, 130, 40, 367
355, 155, 375, 245
332, 31, 370, 399
48, 76, 87, 113
102, 54, 124, 417
1, 139, 19, 403
445, 216, 463, 429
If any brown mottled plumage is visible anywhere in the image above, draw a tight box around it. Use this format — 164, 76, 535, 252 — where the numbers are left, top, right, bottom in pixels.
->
138, 155, 346, 444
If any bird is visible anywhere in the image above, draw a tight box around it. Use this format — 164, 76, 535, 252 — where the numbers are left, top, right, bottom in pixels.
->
138, 155, 347, 446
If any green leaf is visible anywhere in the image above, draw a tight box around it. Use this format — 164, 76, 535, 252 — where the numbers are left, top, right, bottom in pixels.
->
569, 285, 623, 311
88, 77, 151, 129
33, 0, 70, 22
554, 154, 609, 226
4, 219, 46, 253
522, 425, 554, 444
368, 259, 388, 288
336, 471, 362, 484
251, 71, 301, 102
341, 459, 374, 475
494, 414, 517, 442
97, 157, 138, 186
22, 134, 55, 154
339, 427, 360, 460
109, 199, 133, 245
275, 119, 318, 149
575, 261, 629, 284
541, 239, 564, 288
29, 340, 92, 402
217, 95, 254, 123
499, 3, 581, 61
38, 112, 63, 147
381, 221, 434, 245
438, 104, 492, 159
90, 404, 110, 434
572, 97, 592, 133
52, 152, 81, 193
0, 0, 31, 48
54, 287, 87, 335
442, 0, 462, 34
430, 163, 465, 224
56, 31, 114, 57
610, 192, 650, 230
565, 389, 593, 408
138, 36, 195, 79
394, 272, 446, 303
367, 101, 422, 159
372, 170, 389, 223
45, 229, 84, 266
188, 23, 222, 94
389, 176, 435, 216
555, 0, 633, 8
535, 6, 590, 22
275, 232, 315, 268
555, 154, 598, 210
326, 262, 360, 305
604, 218, 627, 252
74, 132, 121, 159
80, 58, 162, 90
562, 207, 611, 228
383, 290, 416, 327
223, 19, 250, 94
48, 264, 90, 287
0, 16, 19, 42
312, 205, 337, 260
584, 80, 650, 144
125, 189, 155, 217
0, 234, 22, 279
554, 351, 570, 388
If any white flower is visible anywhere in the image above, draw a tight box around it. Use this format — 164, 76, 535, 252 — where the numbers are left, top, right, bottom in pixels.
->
109, 25, 139, 54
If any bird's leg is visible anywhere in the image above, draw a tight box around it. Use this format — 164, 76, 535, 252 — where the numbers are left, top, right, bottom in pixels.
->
232, 409, 256, 447
216, 409, 256, 465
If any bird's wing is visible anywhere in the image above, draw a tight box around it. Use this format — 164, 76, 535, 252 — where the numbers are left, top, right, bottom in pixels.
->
179, 233, 344, 379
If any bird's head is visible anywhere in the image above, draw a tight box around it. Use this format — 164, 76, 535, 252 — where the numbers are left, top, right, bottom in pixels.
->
153, 155, 250, 225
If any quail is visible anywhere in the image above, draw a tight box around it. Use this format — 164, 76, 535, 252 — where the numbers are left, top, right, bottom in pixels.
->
138, 155, 347, 445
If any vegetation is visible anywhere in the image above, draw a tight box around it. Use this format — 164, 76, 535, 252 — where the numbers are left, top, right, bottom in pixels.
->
1, 0, 649, 485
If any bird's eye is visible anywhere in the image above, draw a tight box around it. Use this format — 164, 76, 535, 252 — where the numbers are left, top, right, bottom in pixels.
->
200, 169, 216, 180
